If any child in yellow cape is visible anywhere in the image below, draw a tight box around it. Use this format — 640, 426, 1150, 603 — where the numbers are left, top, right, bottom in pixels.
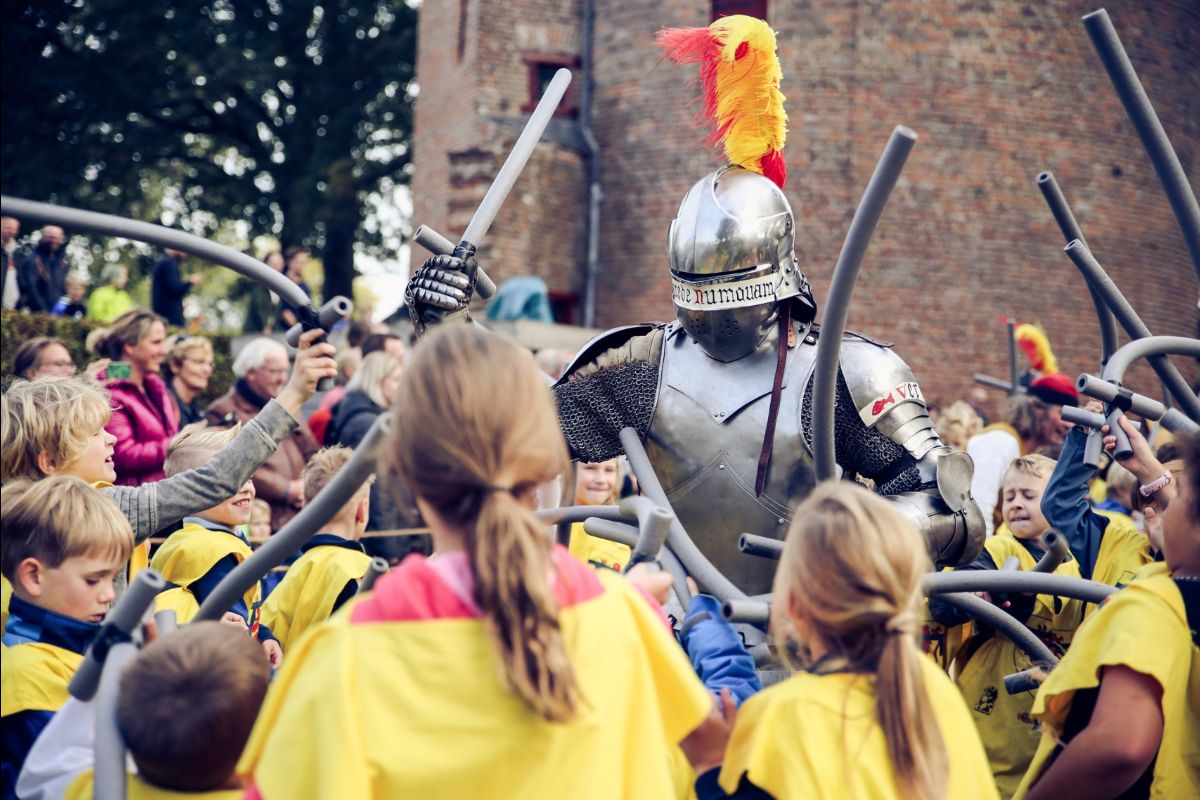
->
929, 454, 1086, 796
702, 482, 997, 799
1014, 432, 1200, 799
238, 325, 719, 800
257, 445, 374, 652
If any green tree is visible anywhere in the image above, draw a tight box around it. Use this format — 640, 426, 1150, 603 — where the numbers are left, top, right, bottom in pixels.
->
1, 0, 417, 302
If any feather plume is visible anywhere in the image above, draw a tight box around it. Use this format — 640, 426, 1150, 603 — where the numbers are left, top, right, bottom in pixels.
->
1015, 323, 1058, 374
657, 15, 788, 187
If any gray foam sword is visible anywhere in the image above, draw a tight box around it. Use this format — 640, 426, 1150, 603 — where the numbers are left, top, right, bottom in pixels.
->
413, 68, 574, 311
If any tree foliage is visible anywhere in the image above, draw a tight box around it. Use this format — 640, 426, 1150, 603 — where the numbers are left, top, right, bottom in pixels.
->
2, 0, 417, 301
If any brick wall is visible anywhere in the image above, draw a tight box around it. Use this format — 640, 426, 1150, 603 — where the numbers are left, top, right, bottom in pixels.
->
412, 0, 585, 302
414, 0, 1198, 415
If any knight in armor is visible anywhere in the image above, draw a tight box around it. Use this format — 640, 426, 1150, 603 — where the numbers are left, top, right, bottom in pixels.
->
405, 16, 985, 594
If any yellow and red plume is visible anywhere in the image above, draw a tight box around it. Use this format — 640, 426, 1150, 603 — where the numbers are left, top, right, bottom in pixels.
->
1015, 323, 1059, 374
657, 15, 788, 188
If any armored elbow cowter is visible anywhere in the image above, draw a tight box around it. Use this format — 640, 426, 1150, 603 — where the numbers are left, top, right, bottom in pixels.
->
839, 340, 986, 566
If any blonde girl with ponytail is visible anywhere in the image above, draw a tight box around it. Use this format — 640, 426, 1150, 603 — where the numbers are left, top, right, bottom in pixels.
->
708, 482, 998, 799
239, 325, 717, 800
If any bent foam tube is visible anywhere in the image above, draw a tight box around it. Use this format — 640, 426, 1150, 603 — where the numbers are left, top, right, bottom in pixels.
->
93, 641, 138, 800
1064, 240, 1200, 421
358, 557, 390, 594
1031, 530, 1071, 574
812, 126, 917, 480
938, 592, 1058, 668
922, 571, 1114, 605
739, 533, 784, 560
0, 196, 309, 309
1035, 171, 1118, 363
1083, 9, 1200, 281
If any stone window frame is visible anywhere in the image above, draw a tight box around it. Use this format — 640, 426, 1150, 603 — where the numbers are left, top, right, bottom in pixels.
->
521, 53, 581, 118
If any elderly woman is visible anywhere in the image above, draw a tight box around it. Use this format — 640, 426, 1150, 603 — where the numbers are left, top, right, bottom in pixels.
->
164, 335, 215, 426
95, 309, 178, 486
205, 337, 319, 530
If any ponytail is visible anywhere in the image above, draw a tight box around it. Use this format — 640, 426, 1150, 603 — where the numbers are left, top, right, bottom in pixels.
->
386, 325, 580, 723
874, 612, 948, 800
470, 487, 580, 722
773, 483, 950, 800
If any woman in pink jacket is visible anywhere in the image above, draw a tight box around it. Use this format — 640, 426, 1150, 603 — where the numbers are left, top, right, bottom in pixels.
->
96, 308, 179, 486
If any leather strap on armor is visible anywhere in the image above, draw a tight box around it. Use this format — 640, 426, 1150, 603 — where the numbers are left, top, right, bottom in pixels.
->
756, 303, 790, 495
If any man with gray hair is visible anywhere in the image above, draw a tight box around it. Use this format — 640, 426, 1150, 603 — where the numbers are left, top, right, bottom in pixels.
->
206, 337, 320, 529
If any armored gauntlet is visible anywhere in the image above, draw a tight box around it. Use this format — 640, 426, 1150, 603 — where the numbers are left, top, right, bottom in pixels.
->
405, 251, 480, 335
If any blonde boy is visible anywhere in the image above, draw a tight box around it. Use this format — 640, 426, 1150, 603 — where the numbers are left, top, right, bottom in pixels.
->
150, 425, 282, 666
1, 477, 134, 792
258, 446, 373, 651
929, 454, 1087, 796
0, 329, 334, 550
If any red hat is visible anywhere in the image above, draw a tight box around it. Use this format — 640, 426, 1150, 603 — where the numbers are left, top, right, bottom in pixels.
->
1028, 373, 1079, 407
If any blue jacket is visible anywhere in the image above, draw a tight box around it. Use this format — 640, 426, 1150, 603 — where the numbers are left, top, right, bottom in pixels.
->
1040, 427, 1163, 580
680, 594, 762, 707
1, 596, 98, 800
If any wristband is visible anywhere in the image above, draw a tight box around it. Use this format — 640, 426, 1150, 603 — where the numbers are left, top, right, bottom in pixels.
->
1139, 469, 1172, 498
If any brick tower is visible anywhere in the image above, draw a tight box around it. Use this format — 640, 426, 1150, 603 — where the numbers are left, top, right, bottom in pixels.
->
412, 0, 1198, 411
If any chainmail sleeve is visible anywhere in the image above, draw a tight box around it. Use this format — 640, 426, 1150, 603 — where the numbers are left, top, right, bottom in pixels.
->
552, 327, 665, 463
800, 372, 926, 495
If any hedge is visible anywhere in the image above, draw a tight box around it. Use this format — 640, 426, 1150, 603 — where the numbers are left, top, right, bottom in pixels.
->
1, 310, 236, 405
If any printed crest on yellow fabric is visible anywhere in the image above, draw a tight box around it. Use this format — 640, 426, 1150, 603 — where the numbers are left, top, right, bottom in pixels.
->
567, 521, 632, 572
955, 533, 1086, 797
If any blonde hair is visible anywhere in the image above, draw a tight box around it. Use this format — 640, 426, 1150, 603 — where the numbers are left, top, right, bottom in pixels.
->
934, 400, 982, 450
1003, 453, 1056, 484
1, 476, 135, 580
249, 499, 272, 525
166, 336, 214, 376
345, 351, 402, 409
385, 325, 579, 722
302, 445, 373, 514
93, 308, 167, 361
1, 377, 113, 482
164, 423, 240, 476
771, 482, 948, 800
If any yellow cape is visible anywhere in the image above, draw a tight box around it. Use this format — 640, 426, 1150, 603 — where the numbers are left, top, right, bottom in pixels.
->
258, 543, 372, 652
719, 655, 998, 798
239, 569, 712, 799
149, 522, 256, 624
1014, 563, 1200, 798
0, 641, 83, 717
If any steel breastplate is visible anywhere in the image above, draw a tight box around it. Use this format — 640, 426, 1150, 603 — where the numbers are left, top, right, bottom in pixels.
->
646, 323, 819, 594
